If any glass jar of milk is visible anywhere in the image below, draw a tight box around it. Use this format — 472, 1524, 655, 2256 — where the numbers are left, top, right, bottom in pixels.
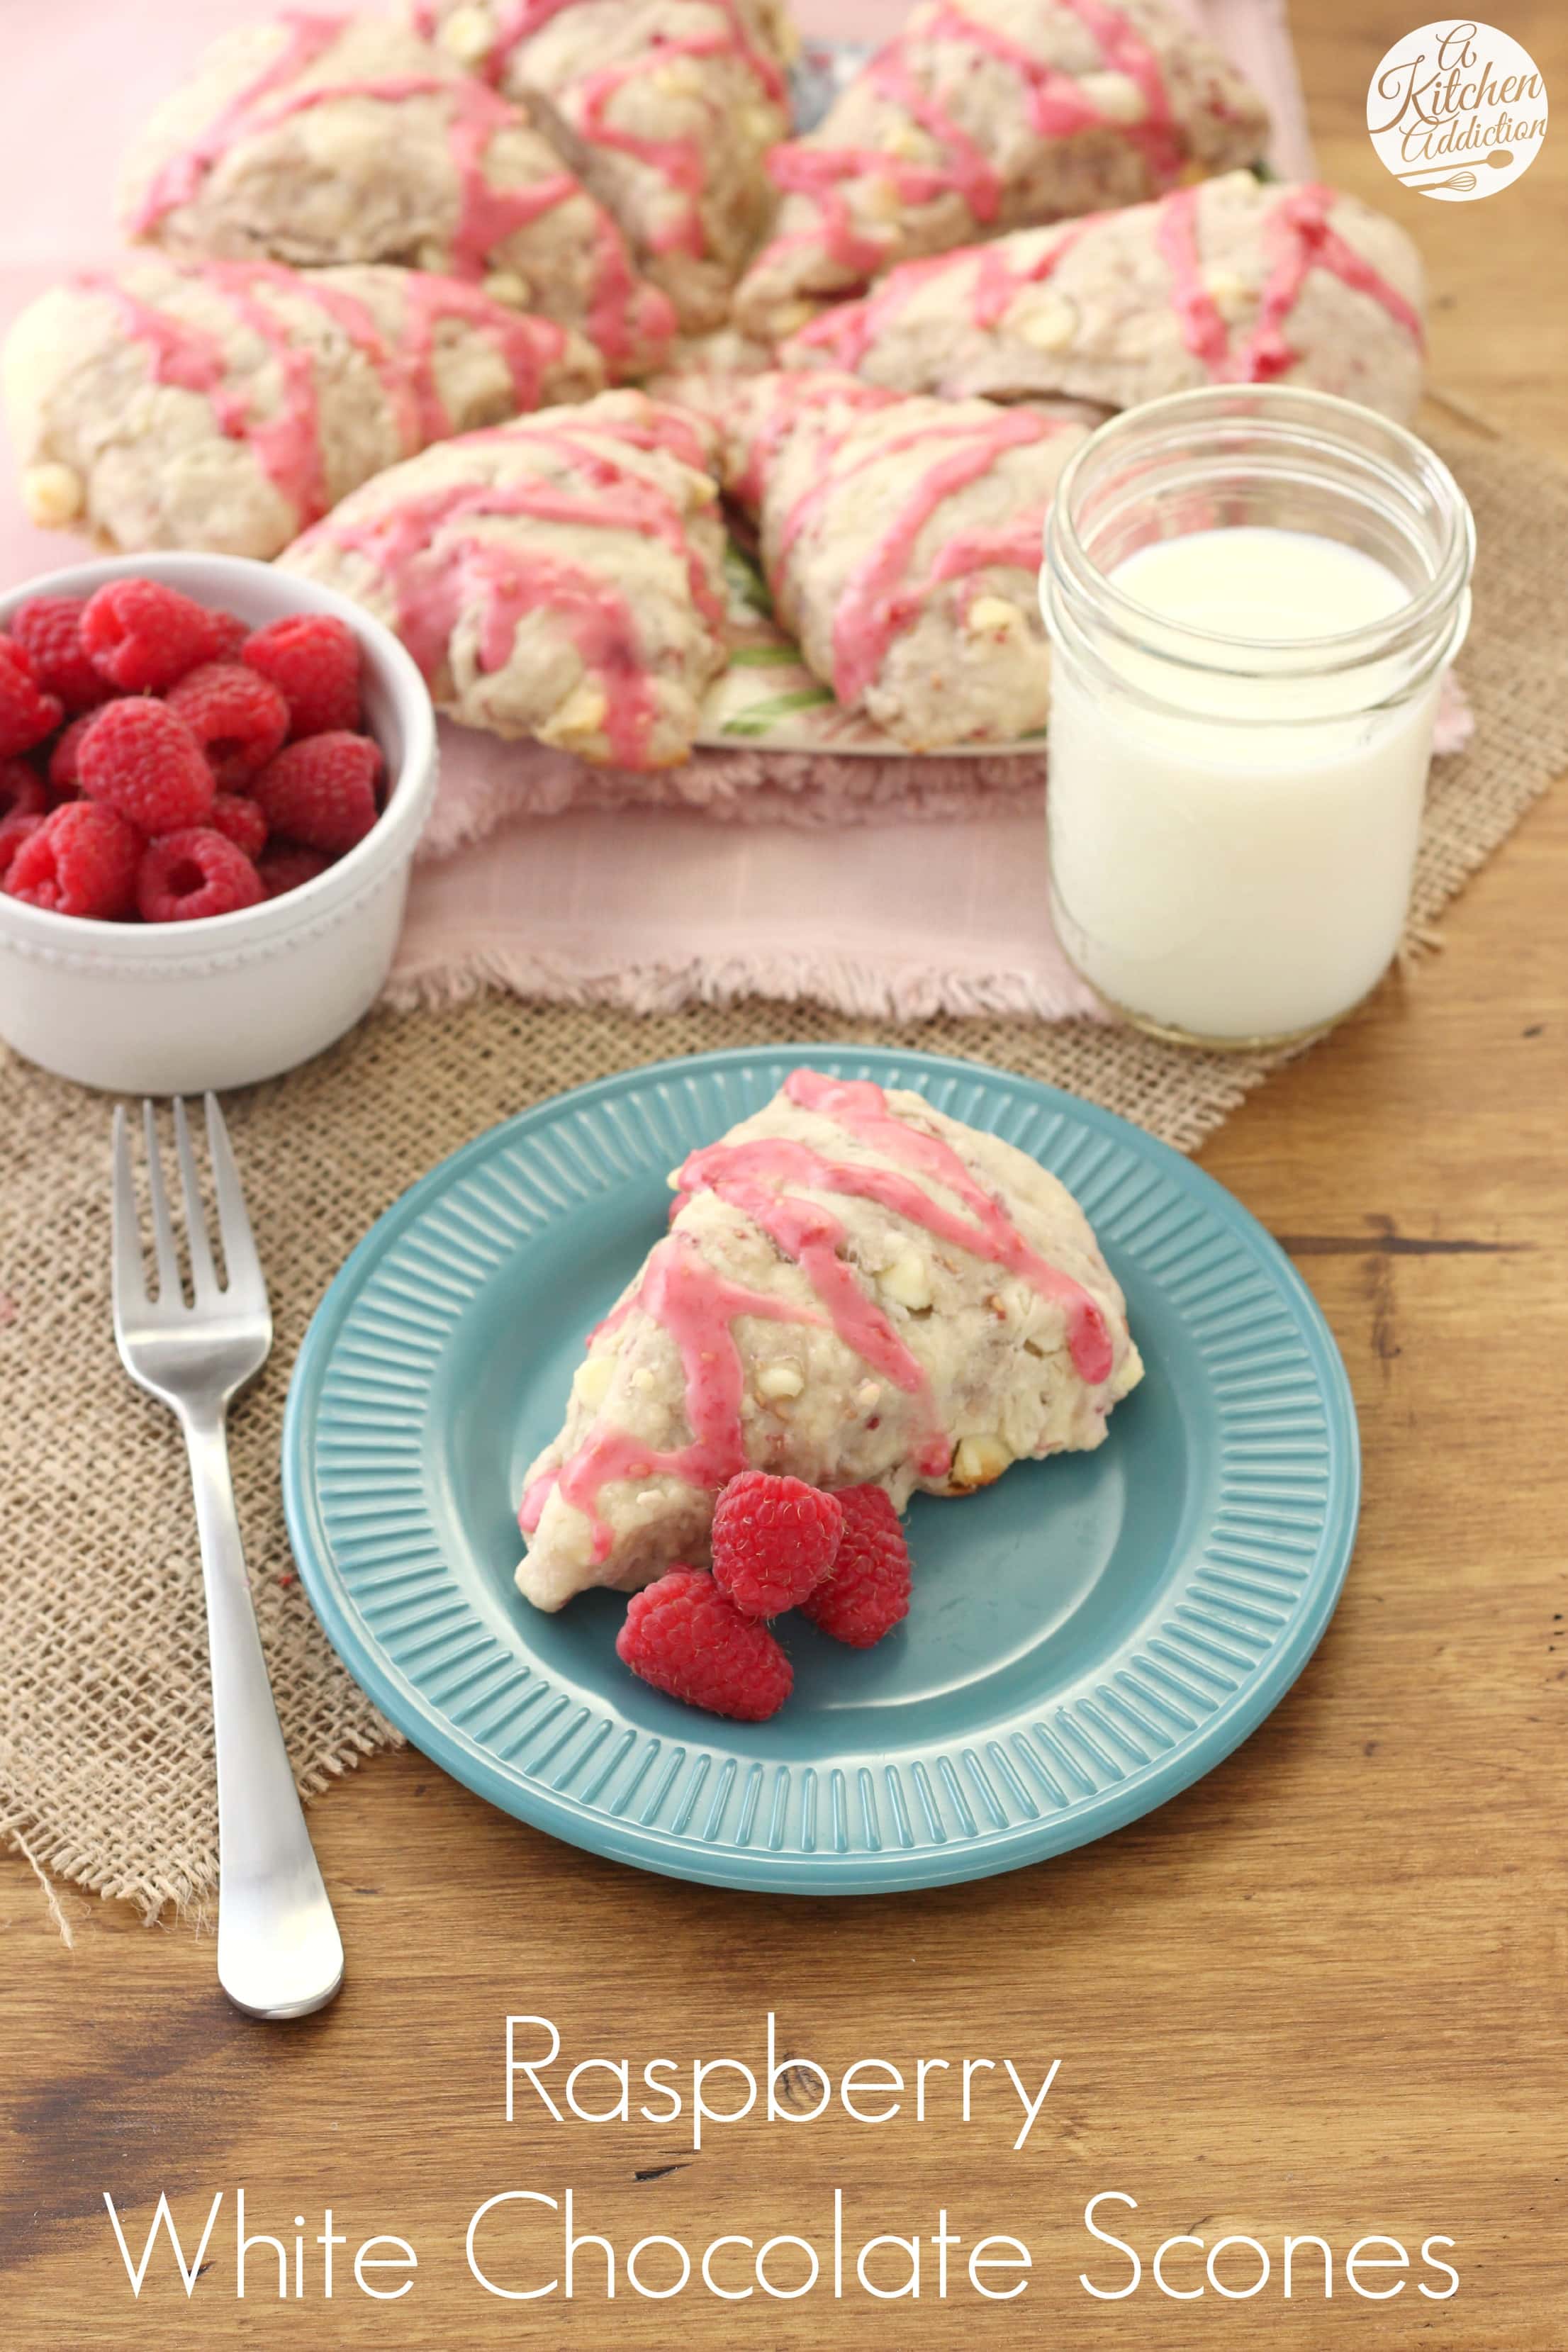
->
1041, 385, 1475, 1048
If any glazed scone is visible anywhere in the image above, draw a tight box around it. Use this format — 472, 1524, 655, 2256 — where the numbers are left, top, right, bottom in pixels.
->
118, 11, 676, 378
733, 0, 1270, 340
695, 369, 1088, 748
2, 256, 604, 557
517, 1066, 1142, 1609
785, 172, 1426, 425
279, 391, 728, 766
412, 0, 796, 335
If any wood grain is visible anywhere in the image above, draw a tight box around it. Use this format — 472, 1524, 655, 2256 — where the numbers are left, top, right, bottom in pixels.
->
4, 6, 1566, 2345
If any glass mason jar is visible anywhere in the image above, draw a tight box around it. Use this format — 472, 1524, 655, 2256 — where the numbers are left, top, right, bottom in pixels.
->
1041, 385, 1476, 1049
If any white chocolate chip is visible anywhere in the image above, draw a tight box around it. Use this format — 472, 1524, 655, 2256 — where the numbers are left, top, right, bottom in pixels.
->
552, 681, 608, 739
965, 595, 1024, 641
631, 1365, 656, 1393
573, 1355, 614, 1410
951, 1433, 1012, 1489
879, 1248, 932, 1309
756, 1362, 805, 1401
652, 59, 706, 99
856, 1380, 881, 1411
1013, 291, 1077, 352
880, 121, 932, 162
1079, 69, 1146, 125
440, 4, 498, 67
21, 461, 83, 527
771, 300, 818, 338
482, 269, 532, 309
1201, 266, 1254, 322
741, 102, 788, 147
862, 174, 903, 223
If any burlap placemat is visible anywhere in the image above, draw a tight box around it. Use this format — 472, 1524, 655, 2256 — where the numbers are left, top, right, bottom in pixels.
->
2, 420, 1563, 1925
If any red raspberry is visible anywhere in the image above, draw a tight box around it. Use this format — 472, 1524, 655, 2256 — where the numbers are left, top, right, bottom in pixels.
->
201, 608, 250, 662
616, 1569, 793, 1721
165, 661, 289, 787
799, 1486, 911, 1648
710, 1471, 843, 1617
9, 596, 113, 713
0, 810, 44, 883
243, 613, 362, 738
4, 800, 140, 919
209, 791, 269, 861
79, 578, 218, 693
257, 843, 332, 898
0, 761, 47, 823
0, 634, 64, 757
47, 710, 97, 798
77, 699, 215, 835
250, 730, 382, 853
136, 828, 264, 923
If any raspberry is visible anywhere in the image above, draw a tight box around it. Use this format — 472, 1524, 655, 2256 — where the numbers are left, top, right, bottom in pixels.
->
257, 843, 332, 898
79, 578, 218, 692
250, 730, 382, 853
0, 761, 47, 824
242, 613, 362, 737
0, 810, 43, 883
710, 1471, 842, 1617
47, 710, 97, 797
201, 608, 250, 662
799, 1486, 911, 1648
77, 698, 215, 835
4, 800, 140, 918
0, 635, 64, 757
209, 791, 269, 861
136, 828, 264, 923
616, 1569, 793, 1721
9, 596, 112, 713
165, 661, 289, 787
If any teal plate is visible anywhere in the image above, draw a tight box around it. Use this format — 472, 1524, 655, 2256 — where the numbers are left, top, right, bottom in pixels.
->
283, 1046, 1359, 1893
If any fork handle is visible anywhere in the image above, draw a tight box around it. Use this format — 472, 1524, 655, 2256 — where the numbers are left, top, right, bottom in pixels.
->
183, 1406, 345, 2020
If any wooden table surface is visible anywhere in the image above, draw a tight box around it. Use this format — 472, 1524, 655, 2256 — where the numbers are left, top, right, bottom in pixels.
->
4, 7, 1565, 2346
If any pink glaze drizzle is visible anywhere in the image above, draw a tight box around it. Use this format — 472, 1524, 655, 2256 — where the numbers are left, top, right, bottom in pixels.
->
128, 10, 344, 233
521, 1068, 1116, 1552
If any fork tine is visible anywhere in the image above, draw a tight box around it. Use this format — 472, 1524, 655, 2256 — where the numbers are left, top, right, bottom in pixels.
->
172, 1097, 218, 1302
204, 1093, 265, 1306
111, 1107, 147, 1316
142, 1100, 181, 1303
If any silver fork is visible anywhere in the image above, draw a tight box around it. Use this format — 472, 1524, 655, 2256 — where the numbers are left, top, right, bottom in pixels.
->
112, 1094, 343, 2020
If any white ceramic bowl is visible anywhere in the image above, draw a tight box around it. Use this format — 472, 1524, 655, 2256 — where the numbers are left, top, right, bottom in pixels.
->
0, 550, 437, 1093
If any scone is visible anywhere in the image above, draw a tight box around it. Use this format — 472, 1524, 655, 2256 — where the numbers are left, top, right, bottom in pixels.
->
279, 391, 728, 766
732, 0, 1270, 340
412, 0, 797, 335
518, 1067, 1142, 1609
118, 11, 676, 377
785, 172, 1426, 425
681, 368, 1088, 748
3, 256, 603, 557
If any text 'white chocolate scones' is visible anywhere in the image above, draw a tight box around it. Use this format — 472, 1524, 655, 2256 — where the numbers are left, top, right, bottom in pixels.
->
411, 0, 797, 335
693, 369, 1088, 749
785, 172, 1426, 425
118, 11, 676, 378
517, 1067, 1142, 1609
279, 391, 728, 766
733, 0, 1270, 340
3, 256, 603, 558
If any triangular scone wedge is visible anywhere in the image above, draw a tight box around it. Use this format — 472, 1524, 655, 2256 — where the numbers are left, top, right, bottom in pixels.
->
3, 257, 603, 557
688, 370, 1088, 749
785, 173, 1426, 425
118, 13, 676, 379
279, 391, 727, 766
411, 0, 796, 335
517, 1068, 1143, 1610
732, 0, 1270, 340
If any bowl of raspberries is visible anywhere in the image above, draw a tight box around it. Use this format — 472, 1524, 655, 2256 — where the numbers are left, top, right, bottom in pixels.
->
0, 551, 436, 1092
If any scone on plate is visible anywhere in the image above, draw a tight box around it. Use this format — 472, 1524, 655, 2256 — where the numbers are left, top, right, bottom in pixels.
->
118, 11, 676, 378
279, 391, 728, 767
517, 1067, 1143, 1610
3, 257, 603, 557
732, 0, 1270, 340
784, 172, 1426, 425
411, 0, 797, 336
675, 368, 1088, 749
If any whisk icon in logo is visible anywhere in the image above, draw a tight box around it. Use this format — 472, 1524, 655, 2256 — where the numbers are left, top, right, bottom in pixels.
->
1367, 19, 1547, 200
